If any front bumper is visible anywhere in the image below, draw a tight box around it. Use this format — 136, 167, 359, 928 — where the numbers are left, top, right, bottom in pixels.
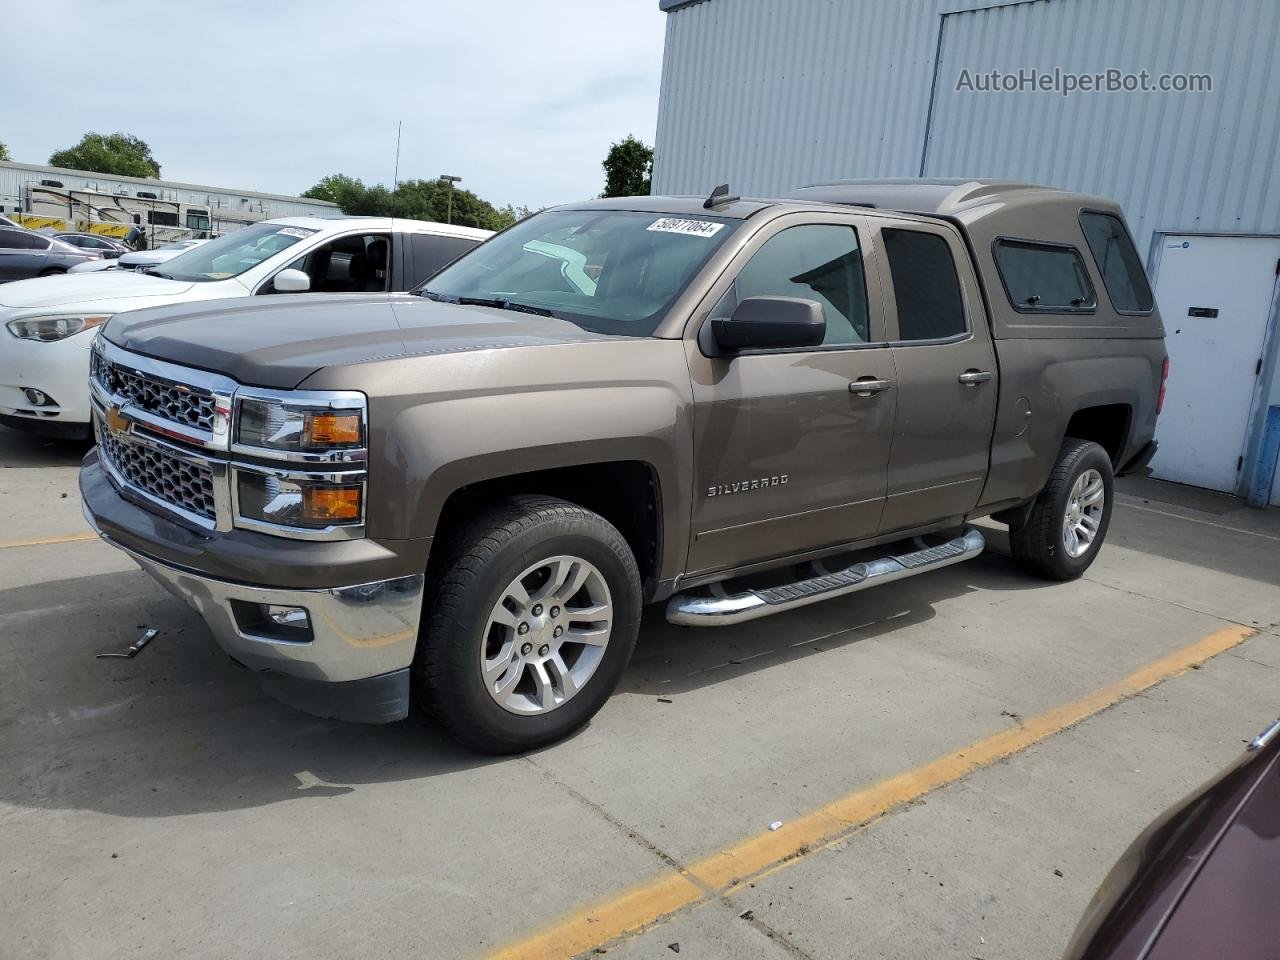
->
81, 452, 426, 723
0, 327, 95, 427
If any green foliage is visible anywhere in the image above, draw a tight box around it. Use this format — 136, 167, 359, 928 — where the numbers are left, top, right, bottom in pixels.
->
49, 132, 161, 178
0, 141, 10, 162
601, 135, 653, 198
301, 174, 521, 231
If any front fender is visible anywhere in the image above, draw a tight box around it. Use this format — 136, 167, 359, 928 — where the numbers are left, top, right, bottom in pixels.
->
327, 340, 696, 587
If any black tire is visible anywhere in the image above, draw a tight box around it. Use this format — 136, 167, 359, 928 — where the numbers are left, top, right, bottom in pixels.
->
1009, 438, 1114, 581
414, 495, 642, 754
37, 267, 66, 277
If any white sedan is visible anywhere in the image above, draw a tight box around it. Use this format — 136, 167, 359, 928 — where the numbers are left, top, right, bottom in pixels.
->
0, 216, 490, 437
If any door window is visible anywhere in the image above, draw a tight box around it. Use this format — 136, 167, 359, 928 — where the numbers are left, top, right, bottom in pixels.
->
881, 229, 968, 341
993, 239, 1096, 313
1079, 212, 1154, 313
411, 234, 480, 285
268, 233, 392, 294
726, 224, 870, 345
0, 229, 21, 250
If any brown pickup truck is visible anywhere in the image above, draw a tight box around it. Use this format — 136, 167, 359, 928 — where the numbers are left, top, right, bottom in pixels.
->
79, 180, 1167, 752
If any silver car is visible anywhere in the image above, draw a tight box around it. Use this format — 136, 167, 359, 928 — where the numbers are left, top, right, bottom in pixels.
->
0, 227, 100, 280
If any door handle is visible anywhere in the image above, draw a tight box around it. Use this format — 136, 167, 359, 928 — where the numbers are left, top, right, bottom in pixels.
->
958, 369, 994, 386
849, 376, 894, 397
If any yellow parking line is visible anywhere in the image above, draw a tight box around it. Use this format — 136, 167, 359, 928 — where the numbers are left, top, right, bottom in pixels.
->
487, 624, 1255, 960
0, 531, 98, 550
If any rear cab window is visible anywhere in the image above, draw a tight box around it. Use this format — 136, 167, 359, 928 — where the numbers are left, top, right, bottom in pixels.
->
410, 233, 481, 285
993, 239, 1096, 313
881, 228, 968, 341
1078, 211, 1154, 313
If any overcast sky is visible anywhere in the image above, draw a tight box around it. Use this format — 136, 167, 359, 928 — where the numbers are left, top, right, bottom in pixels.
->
1, 0, 667, 209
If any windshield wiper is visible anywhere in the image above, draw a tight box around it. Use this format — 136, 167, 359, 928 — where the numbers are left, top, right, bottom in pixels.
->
455, 296, 557, 318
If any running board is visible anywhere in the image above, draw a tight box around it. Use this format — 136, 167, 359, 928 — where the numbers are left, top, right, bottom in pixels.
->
665, 528, 986, 627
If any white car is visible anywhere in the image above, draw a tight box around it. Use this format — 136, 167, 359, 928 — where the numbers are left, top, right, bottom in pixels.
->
0, 216, 491, 437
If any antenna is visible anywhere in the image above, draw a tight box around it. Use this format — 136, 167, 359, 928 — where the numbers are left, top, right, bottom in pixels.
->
703, 183, 740, 209
393, 121, 402, 188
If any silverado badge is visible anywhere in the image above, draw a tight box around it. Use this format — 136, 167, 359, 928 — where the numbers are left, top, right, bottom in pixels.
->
707, 475, 788, 497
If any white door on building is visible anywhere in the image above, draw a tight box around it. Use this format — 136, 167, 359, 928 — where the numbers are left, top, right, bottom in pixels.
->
1151, 235, 1280, 492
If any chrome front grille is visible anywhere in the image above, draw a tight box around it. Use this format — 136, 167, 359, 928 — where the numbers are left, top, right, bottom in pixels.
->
90, 339, 366, 541
92, 351, 218, 432
99, 428, 217, 521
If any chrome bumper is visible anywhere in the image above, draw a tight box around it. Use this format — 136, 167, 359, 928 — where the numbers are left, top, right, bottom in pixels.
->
85, 507, 424, 686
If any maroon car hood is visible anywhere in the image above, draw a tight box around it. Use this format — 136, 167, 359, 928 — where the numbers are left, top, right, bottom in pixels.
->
1063, 730, 1280, 960
1145, 747, 1280, 958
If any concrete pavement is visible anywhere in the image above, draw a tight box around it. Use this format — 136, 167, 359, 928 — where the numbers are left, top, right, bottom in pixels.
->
1, 424, 1276, 959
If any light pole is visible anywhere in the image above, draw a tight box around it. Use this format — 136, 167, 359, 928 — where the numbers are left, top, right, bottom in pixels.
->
439, 175, 462, 224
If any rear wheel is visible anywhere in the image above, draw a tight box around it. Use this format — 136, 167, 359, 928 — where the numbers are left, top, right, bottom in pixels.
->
414, 495, 642, 753
1009, 438, 1114, 580
37, 267, 66, 277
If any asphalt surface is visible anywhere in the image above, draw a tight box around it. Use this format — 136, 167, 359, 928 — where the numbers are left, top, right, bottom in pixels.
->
2, 424, 1278, 960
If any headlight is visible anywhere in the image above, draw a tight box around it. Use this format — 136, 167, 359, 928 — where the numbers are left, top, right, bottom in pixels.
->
6, 315, 111, 342
236, 471, 364, 530
231, 390, 368, 539
236, 395, 365, 454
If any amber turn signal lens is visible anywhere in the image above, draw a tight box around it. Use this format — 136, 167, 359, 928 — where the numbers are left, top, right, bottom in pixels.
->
302, 485, 362, 522
305, 412, 361, 446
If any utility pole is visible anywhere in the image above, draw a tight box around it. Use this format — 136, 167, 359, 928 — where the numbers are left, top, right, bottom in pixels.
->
439, 174, 462, 224
393, 121, 402, 188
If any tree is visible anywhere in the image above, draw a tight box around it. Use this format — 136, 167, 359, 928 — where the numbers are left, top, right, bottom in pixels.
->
49, 132, 160, 178
302, 174, 371, 212
494, 204, 535, 230
301, 174, 517, 231
0, 141, 9, 162
601, 135, 653, 198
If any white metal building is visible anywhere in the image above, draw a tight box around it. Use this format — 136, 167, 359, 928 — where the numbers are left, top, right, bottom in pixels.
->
0, 161, 338, 240
654, 0, 1280, 505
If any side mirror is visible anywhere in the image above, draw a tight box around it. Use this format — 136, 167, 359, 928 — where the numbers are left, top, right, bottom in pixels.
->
272, 268, 311, 293
710, 296, 826, 352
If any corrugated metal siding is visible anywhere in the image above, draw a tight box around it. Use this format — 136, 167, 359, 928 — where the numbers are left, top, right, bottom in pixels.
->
655, 0, 1280, 259
653, 0, 956, 198
923, 0, 1280, 257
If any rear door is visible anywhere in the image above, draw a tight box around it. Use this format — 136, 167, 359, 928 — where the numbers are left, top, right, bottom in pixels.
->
0, 230, 46, 280
866, 218, 998, 532
0, 229, 26, 279
683, 212, 898, 576
405, 232, 483, 288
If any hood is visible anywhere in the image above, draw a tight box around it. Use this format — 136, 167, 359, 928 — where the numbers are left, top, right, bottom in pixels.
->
0, 271, 198, 310
103, 293, 622, 389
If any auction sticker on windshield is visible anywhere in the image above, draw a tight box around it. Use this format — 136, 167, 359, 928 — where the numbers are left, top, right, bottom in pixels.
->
276, 227, 317, 239
647, 218, 725, 238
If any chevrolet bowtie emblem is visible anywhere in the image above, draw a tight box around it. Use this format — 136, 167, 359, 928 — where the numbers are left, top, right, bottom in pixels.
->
105, 404, 129, 435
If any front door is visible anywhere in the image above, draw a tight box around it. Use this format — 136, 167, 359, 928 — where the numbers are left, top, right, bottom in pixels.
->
1152, 235, 1280, 492
684, 214, 897, 577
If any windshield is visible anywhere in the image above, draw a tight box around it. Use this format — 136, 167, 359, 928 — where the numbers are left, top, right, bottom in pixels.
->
157, 222, 317, 282
420, 209, 737, 336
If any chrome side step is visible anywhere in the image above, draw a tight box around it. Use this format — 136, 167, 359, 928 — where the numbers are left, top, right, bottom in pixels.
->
665, 528, 985, 627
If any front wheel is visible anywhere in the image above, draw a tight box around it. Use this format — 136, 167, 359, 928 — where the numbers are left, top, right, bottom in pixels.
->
1009, 438, 1114, 581
414, 495, 642, 754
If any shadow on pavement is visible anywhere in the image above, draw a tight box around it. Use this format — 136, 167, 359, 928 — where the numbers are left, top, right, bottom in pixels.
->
0, 423, 92, 468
